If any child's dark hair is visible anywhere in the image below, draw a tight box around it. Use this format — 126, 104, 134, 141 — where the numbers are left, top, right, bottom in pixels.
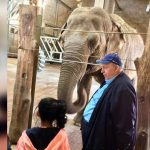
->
38, 97, 67, 128
0, 93, 7, 112
0, 93, 7, 134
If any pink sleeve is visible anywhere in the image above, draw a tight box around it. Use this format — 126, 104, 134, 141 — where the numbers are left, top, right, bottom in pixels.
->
17, 131, 36, 150
46, 129, 71, 150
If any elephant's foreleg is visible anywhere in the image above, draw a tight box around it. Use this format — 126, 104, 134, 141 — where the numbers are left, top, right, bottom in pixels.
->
73, 74, 92, 126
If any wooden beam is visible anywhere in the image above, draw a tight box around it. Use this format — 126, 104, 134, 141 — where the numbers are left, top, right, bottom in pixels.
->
81, 0, 95, 7
104, 0, 116, 13
28, 3, 43, 129
59, 0, 72, 10
9, 4, 39, 144
135, 19, 150, 150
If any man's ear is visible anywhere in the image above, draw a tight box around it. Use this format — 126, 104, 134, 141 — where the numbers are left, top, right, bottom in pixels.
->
114, 64, 120, 71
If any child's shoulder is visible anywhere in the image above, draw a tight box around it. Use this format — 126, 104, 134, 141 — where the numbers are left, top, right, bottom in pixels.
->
26, 127, 40, 135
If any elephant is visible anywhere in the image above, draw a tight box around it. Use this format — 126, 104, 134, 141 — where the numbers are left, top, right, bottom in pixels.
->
57, 7, 144, 125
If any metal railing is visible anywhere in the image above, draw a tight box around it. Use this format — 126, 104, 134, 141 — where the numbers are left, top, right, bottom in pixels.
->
40, 36, 63, 63
8, 0, 25, 18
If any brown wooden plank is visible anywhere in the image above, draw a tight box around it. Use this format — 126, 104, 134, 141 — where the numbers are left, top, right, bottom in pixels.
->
9, 5, 39, 144
135, 19, 150, 150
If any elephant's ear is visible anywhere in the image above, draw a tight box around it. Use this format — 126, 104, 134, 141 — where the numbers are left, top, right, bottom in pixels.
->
107, 14, 144, 62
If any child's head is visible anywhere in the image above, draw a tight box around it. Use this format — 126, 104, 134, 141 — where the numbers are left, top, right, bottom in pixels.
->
37, 97, 67, 128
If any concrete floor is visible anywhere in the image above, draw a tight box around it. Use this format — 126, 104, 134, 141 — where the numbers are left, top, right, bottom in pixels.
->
8, 58, 99, 150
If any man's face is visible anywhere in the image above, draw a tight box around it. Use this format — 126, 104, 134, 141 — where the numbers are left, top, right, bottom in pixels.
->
100, 63, 121, 80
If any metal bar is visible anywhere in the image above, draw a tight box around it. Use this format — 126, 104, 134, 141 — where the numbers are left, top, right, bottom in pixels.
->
50, 38, 59, 52
40, 37, 51, 59
56, 40, 64, 52
45, 38, 54, 52
40, 36, 63, 63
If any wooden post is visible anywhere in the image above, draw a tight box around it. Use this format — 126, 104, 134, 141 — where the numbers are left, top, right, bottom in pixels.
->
81, 0, 95, 7
28, 2, 43, 129
9, 5, 39, 144
104, 0, 116, 13
135, 19, 150, 150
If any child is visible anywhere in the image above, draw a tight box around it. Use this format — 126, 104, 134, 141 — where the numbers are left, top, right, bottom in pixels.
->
17, 97, 70, 150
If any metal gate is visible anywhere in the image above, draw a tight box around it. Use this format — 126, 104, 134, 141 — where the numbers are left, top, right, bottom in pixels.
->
40, 36, 63, 63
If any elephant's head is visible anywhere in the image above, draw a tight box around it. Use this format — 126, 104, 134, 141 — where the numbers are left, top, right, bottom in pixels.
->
57, 7, 144, 114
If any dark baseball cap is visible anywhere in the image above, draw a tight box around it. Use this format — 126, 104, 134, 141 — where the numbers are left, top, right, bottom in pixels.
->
96, 52, 122, 66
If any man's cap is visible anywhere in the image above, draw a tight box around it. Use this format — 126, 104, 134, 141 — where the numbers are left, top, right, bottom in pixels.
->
96, 52, 122, 66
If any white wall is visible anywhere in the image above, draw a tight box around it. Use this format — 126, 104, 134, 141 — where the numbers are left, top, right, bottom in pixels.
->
94, 0, 104, 8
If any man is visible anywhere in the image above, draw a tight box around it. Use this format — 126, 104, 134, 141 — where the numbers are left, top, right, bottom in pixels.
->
81, 52, 137, 150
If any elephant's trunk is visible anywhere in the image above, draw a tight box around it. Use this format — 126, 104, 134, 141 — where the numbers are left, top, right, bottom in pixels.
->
58, 42, 89, 114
